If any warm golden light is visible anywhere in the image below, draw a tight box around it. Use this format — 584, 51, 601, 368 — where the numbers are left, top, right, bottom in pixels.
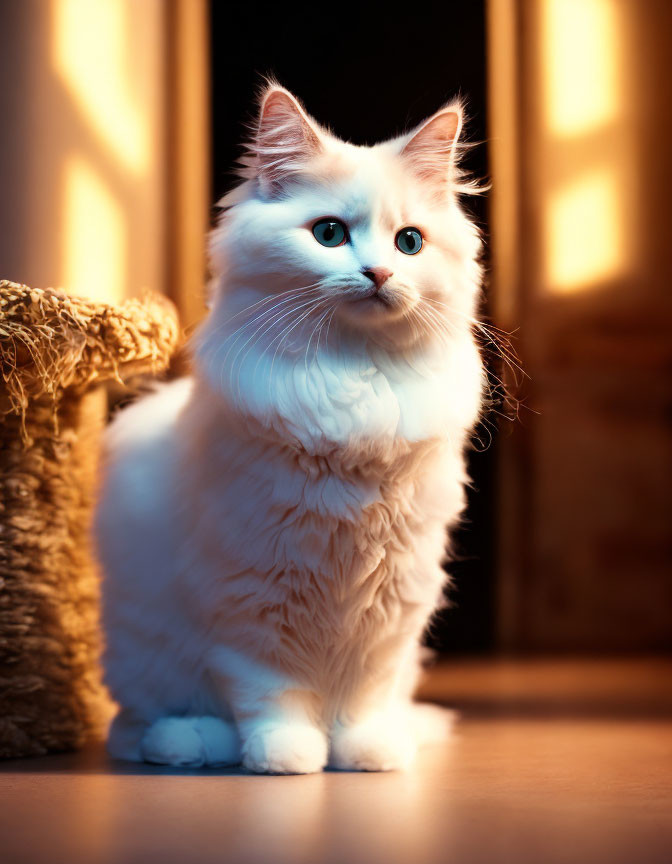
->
63, 156, 125, 303
546, 169, 623, 291
53, 0, 148, 173
544, 0, 620, 137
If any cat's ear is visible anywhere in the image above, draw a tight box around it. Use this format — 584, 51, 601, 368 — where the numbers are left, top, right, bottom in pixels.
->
255, 86, 323, 195
399, 103, 462, 185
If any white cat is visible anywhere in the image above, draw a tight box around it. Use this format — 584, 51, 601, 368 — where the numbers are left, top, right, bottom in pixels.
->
95, 84, 485, 773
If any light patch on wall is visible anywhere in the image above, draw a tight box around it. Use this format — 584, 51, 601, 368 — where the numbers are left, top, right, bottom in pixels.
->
546, 169, 623, 291
52, 0, 148, 173
544, 0, 620, 137
63, 157, 125, 303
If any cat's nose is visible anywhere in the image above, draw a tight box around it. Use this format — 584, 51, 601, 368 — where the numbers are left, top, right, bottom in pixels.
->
361, 267, 393, 290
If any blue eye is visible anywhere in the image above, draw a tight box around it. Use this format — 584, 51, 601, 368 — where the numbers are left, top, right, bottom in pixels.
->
395, 227, 423, 255
312, 219, 348, 247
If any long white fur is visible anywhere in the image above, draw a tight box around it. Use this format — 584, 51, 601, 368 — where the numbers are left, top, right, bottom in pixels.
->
95, 85, 484, 773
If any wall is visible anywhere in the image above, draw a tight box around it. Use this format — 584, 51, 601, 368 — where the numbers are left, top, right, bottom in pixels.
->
0, 0, 209, 322
0, 0, 168, 304
488, 0, 672, 651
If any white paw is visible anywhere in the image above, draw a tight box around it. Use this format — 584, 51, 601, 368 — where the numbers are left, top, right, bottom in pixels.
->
411, 703, 456, 746
140, 716, 240, 767
242, 723, 328, 774
329, 717, 416, 772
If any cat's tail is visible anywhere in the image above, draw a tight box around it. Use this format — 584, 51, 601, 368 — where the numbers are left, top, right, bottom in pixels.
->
411, 701, 458, 747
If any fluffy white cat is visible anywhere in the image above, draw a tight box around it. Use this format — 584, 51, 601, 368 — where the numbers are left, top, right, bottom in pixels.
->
95, 84, 485, 773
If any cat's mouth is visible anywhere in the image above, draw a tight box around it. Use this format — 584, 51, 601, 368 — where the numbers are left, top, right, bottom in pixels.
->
342, 289, 392, 311
353, 283, 397, 308
364, 291, 391, 307
338, 286, 410, 327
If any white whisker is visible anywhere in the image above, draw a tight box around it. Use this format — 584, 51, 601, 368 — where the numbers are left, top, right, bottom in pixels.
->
207, 288, 310, 384
230, 292, 324, 399
264, 298, 329, 396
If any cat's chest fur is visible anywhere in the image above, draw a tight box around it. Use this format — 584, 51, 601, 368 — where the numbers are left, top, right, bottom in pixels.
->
179, 373, 468, 648
180, 406, 461, 700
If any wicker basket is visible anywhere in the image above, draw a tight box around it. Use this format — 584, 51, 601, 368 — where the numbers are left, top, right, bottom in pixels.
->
0, 281, 180, 758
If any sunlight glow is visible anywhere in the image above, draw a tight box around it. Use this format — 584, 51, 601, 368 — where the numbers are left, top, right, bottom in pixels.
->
63, 157, 125, 303
544, 0, 620, 137
546, 169, 623, 291
53, 0, 148, 172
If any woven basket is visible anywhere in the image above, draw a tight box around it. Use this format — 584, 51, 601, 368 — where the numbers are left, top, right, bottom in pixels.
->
0, 281, 180, 758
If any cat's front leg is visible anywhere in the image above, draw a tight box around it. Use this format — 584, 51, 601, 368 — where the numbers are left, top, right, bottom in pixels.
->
328, 637, 428, 772
329, 705, 417, 772
208, 645, 328, 775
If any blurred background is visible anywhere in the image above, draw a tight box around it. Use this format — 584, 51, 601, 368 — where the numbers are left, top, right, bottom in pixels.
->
1, 0, 670, 659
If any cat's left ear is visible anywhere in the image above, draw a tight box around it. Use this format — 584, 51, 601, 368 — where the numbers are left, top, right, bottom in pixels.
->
255, 86, 324, 195
399, 104, 462, 184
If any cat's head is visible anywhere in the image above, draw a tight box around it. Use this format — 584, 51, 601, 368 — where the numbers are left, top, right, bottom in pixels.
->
207, 83, 482, 355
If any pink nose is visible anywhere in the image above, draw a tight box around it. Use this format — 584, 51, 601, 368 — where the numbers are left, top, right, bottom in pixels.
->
362, 267, 393, 289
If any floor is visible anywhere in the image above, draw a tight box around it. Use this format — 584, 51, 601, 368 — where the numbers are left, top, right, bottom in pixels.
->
1, 658, 671, 864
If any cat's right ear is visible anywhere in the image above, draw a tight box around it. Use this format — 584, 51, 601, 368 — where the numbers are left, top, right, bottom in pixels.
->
255, 86, 323, 195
